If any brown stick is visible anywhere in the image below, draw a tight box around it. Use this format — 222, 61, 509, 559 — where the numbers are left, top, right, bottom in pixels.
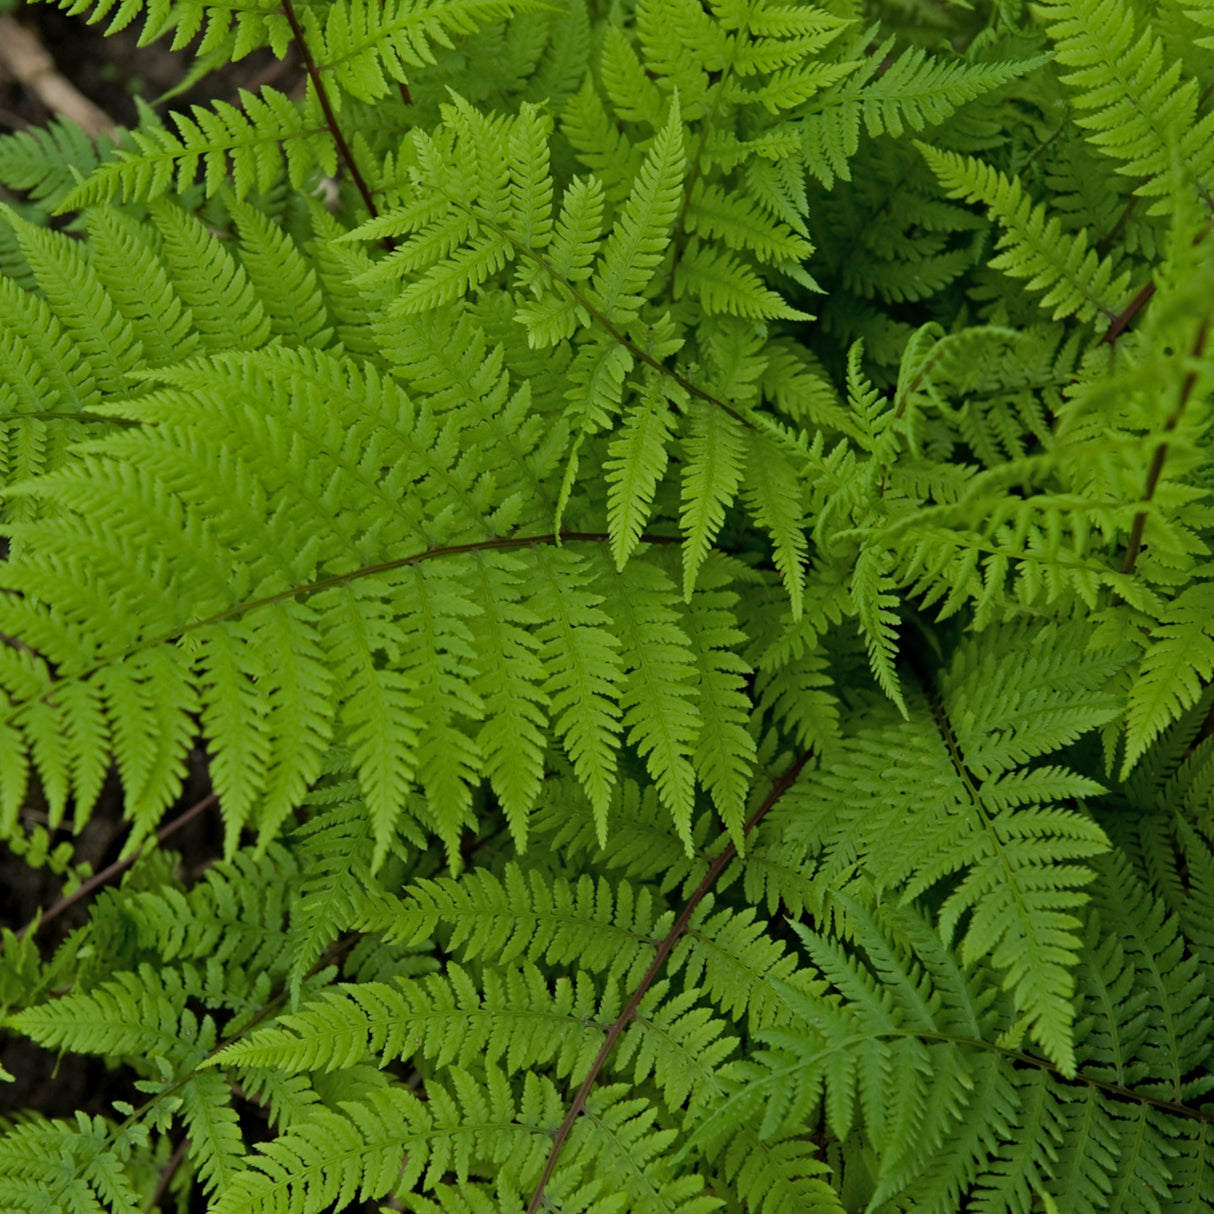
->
1119, 316, 1209, 576
279, 0, 379, 221
524, 749, 814, 1212
0, 17, 117, 137
147, 1135, 191, 1209
11, 792, 218, 945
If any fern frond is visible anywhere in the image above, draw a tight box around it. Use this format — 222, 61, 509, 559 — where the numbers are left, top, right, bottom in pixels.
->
1122, 579, 1214, 778
86, 206, 202, 368
850, 544, 907, 716
525, 546, 625, 835
801, 38, 1043, 187
678, 559, 757, 842
1, 206, 141, 396
306, 0, 527, 103
788, 620, 1126, 1070
743, 430, 808, 619
683, 179, 814, 266
467, 551, 550, 846
1038, 0, 1214, 213
285, 793, 384, 1002
356, 862, 666, 981
0, 1113, 147, 1214
59, 87, 334, 209
515, 174, 603, 345
7, 962, 212, 1066
675, 240, 811, 320
605, 373, 680, 568
917, 144, 1133, 324
0, 115, 121, 209
589, 95, 685, 325
179, 1070, 247, 1194
209, 1078, 555, 1214
594, 554, 702, 847
227, 195, 334, 349
147, 198, 274, 351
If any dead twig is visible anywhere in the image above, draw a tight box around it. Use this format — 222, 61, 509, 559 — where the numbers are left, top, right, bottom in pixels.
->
0, 16, 117, 137
10, 792, 218, 946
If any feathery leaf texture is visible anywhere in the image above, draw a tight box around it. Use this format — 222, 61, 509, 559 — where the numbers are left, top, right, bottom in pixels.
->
1, 0, 1214, 1211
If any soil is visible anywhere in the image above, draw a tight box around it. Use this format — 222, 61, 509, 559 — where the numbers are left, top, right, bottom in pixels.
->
1, 2, 299, 132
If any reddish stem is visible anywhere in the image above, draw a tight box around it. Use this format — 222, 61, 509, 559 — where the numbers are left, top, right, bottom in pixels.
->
11, 792, 218, 945
524, 750, 814, 1212
279, 0, 379, 221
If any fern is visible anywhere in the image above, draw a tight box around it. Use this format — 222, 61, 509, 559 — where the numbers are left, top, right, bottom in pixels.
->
917, 145, 1134, 326
1037, 0, 1214, 213
0, 0, 1213, 1210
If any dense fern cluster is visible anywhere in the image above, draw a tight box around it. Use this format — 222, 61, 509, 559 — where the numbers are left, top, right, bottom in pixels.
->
0, 0, 1211, 1208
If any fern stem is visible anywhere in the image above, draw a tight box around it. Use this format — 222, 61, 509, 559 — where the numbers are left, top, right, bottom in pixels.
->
1103, 220, 1213, 345
279, 0, 380, 223
10, 792, 217, 947
1120, 315, 1209, 575
142, 530, 676, 646
146, 1135, 190, 1211
1101, 278, 1156, 346
524, 748, 814, 1213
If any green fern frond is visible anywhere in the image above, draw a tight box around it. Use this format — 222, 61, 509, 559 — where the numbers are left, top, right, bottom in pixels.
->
468, 551, 551, 846
678, 559, 758, 843
1122, 579, 1214, 778
59, 87, 335, 209
7, 962, 213, 1066
226, 195, 334, 348
304, 0, 529, 104
679, 401, 746, 598
0, 1112, 148, 1214
594, 554, 702, 847
180, 1071, 248, 1194
208, 1078, 552, 1214
1037, 0, 1214, 213
674, 240, 811, 320
588, 94, 685, 325
0, 115, 122, 210
527, 546, 625, 836
86, 206, 203, 368
743, 430, 809, 619
355, 862, 667, 981
37, 0, 287, 55
285, 794, 385, 1002
802, 36, 1044, 187
1, 206, 142, 396
605, 374, 680, 568
683, 179, 814, 266
850, 544, 907, 716
2, 0, 1213, 1209
917, 144, 1133, 325
147, 198, 274, 351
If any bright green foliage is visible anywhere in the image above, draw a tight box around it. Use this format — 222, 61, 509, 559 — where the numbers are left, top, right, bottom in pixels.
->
0, 0, 1212, 1211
